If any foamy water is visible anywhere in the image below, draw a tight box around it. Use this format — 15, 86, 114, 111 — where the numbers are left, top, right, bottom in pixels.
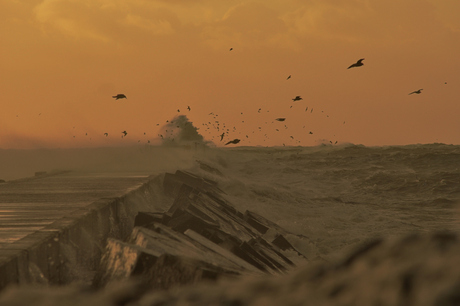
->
0, 143, 459, 304
191, 143, 460, 262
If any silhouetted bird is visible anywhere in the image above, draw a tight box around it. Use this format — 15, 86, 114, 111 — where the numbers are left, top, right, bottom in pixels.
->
229, 48, 233, 51
287, 75, 291, 80
122, 131, 127, 136
225, 139, 240, 145
347, 58, 365, 69
275, 118, 286, 122
220, 133, 225, 141
113, 94, 127, 100
187, 106, 191, 111
292, 96, 302, 102
408, 89, 423, 95
104, 133, 108, 137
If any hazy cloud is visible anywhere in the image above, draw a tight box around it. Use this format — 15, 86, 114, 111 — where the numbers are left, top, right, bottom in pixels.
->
2, 0, 460, 148
33, 0, 179, 41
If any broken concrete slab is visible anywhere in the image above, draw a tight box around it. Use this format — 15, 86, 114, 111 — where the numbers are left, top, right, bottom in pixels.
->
130, 225, 254, 276
95, 170, 309, 289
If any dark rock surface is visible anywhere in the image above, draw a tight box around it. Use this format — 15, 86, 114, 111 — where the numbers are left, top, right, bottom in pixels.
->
93, 170, 308, 289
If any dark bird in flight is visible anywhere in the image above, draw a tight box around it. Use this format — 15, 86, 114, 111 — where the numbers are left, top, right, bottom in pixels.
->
187, 106, 191, 111
113, 94, 127, 100
292, 96, 302, 102
122, 130, 127, 137
347, 58, 365, 69
275, 118, 286, 122
229, 48, 233, 51
287, 75, 291, 80
408, 89, 423, 95
225, 139, 240, 145
104, 133, 108, 137
220, 133, 225, 141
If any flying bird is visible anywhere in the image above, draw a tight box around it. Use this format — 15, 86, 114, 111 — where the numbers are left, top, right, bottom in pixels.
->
229, 48, 233, 51
408, 89, 423, 95
220, 133, 225, 141
347, 58, 365, 69
113, 94, 127, 100
187, 106, 191, 111
225, 139, 240, 145
275, 118, 286, 122
286, 75, 291, 80
292, 96, 302, 102
104, 133, 108, 137
122, 130, 127, 137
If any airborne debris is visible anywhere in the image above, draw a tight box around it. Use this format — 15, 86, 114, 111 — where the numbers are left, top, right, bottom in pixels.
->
112, 94, 127, 100
225, 139, 240, 145
347, 58, 365, 69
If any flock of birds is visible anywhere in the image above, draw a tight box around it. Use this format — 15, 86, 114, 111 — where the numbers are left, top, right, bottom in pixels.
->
169, 56, 432, 146
100, 56, 434, 147
12, 51, 441, 148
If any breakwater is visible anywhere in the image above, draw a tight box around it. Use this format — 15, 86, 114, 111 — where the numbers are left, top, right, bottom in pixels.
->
0, 171, 162, 289
0, 166, 308, 291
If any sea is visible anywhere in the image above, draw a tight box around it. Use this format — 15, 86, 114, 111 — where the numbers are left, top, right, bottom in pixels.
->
0, 143, 459, 304
199, 143, 460, 262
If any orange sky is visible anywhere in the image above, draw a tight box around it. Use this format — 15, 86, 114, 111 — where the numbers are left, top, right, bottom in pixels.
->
1, 0, 459, 148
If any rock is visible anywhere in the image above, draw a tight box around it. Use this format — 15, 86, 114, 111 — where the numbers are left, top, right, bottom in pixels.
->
134, 212, 164, 227
163, 170, 223, 197
195, 160, 224, 177
92, 238, 159, 288
96, 171, 309, 289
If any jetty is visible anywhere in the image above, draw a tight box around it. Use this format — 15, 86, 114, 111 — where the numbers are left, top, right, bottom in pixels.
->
0, 165, 308, 291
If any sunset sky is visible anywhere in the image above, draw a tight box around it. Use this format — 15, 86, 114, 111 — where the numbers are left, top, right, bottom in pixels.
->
1, 0, 459, 148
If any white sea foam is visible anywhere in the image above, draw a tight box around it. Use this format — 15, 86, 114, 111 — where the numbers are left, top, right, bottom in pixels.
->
0, 143, 459, 304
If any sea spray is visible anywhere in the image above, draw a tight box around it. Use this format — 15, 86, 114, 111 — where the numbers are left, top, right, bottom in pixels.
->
158, 115, 212, 147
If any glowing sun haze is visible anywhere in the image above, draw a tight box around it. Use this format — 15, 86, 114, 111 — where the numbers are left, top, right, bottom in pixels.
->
1, 0, 459, 148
